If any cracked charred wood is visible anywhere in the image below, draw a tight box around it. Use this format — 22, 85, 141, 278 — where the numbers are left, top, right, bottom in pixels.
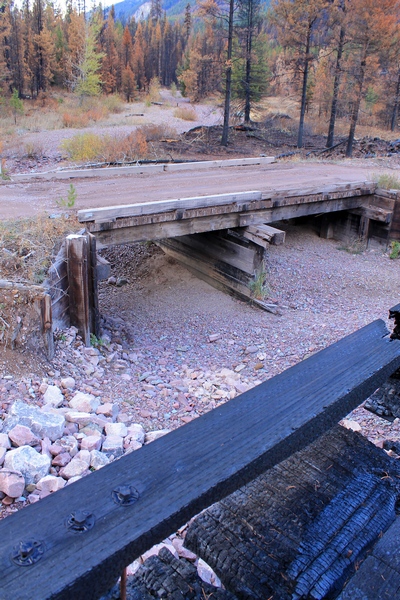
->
390, 303, 400, 340
126, 547, 237, 600
184, 426, 400, 600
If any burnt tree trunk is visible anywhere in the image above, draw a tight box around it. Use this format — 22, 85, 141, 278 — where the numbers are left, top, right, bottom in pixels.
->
346, 46, 367, 158
221, 0, 235, 146
391, 68, 400, 132
327, 25, 345, 148
297, 22, 313, 148
243, 0, 254, 124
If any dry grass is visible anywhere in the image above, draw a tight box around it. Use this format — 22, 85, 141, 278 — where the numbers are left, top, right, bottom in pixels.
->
62, 111, 91, 128
373, 172, 400, 190
0, 215, 79, 283
140, 123, 178, 141
173, 106, 197, 121
60, 130, 148, 163
0, 93, 125, 136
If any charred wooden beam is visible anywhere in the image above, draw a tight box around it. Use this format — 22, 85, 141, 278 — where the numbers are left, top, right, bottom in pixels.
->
184, 426, 400, 600
338, 517, 400, 599
390, 303, 400, 340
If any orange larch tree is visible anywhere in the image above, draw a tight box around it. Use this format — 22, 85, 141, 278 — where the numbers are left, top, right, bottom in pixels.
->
270, 0, 328, 148
344, 0, 399, 156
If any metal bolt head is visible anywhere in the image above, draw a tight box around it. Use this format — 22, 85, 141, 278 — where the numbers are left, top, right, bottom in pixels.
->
66, 510, 95, 533
11, 539, 44, 566
112, 484, 140, 506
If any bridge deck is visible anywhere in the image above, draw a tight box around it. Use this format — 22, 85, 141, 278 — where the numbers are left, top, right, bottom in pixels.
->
78, 181, 377, 247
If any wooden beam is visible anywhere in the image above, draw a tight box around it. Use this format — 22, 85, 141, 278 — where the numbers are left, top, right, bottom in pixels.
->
241, 224, 286, 247
78, 191, 262, 223
66, 234, 90, 346
239, 196, 368, 227
80, 183, 375, 227
166, 232, 261, 275
0, 319, 399, 600
349, 206, 393, 223
157, 237, 256, 298
93, 197, 367, 248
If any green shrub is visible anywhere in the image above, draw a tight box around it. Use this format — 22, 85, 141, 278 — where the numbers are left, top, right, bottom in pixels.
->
375, 173, 400, 190
61, 133, 103, 161
389, 240, 400, 259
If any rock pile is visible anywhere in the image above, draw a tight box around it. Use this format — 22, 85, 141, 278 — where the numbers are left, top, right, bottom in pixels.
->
0, 382, 167, 506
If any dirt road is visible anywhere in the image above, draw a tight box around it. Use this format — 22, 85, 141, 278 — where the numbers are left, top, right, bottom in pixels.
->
0, 160, 397, 220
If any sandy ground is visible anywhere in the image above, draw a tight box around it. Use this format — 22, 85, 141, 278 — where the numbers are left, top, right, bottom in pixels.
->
1, 160, 399, 221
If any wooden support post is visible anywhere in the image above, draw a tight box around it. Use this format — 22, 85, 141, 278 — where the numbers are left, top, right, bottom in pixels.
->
67, 234, 91, 346
88, 233, 100, 339
389, 192, 400, 241
40, 293, 54, 359
319, 215, 334, 239
359, 215, 370, 242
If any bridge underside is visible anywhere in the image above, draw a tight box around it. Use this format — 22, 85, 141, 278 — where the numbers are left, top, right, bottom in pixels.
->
75, 182, 400, 315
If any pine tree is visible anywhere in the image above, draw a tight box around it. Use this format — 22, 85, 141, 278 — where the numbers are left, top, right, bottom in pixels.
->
184, 3, 191, 39
133, 21, 145, 90
75, 17, 103, 98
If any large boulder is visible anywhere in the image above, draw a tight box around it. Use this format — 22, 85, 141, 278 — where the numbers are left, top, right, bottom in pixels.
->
4, 446, 51, 485
2, 401, 65, 442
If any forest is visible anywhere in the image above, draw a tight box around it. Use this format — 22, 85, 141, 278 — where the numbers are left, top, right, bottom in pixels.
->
0, 0, 400, 156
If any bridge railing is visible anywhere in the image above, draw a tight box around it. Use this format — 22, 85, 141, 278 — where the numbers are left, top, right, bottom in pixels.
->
1, 308, 400, 600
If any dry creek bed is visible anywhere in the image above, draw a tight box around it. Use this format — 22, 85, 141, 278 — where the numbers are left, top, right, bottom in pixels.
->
0, 222, 400, 588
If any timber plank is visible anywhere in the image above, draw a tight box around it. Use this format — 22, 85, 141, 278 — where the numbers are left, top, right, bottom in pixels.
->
239, 196, 368, 227
78, 191, 262, 223
168, 233, 261, 275
157, 238, 254, 298
66, 234, 90, 346
0, 320, 399, 600
242, 224, 286, 246
93, 196, 368, 248
349, 206, 393, 223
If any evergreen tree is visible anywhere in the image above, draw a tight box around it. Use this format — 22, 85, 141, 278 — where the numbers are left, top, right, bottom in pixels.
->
235, 0, 266, 122
75, 17, 103, 97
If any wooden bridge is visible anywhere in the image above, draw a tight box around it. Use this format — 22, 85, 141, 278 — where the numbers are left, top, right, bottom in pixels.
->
65, 179, 400, 344
77, 180, 399, 247
0, 306, 400, 599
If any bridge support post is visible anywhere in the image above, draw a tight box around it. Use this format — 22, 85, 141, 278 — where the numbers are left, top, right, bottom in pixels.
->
66, 232, 99, 346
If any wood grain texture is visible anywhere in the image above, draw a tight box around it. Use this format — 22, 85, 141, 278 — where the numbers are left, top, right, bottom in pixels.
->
0, 320, 399, 600
66, 234, 90, 346
241, 224, 286, 246
78, 191, 262, 223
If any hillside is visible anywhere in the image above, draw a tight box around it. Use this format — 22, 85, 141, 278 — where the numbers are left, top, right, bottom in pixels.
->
109, 0, 271, 21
